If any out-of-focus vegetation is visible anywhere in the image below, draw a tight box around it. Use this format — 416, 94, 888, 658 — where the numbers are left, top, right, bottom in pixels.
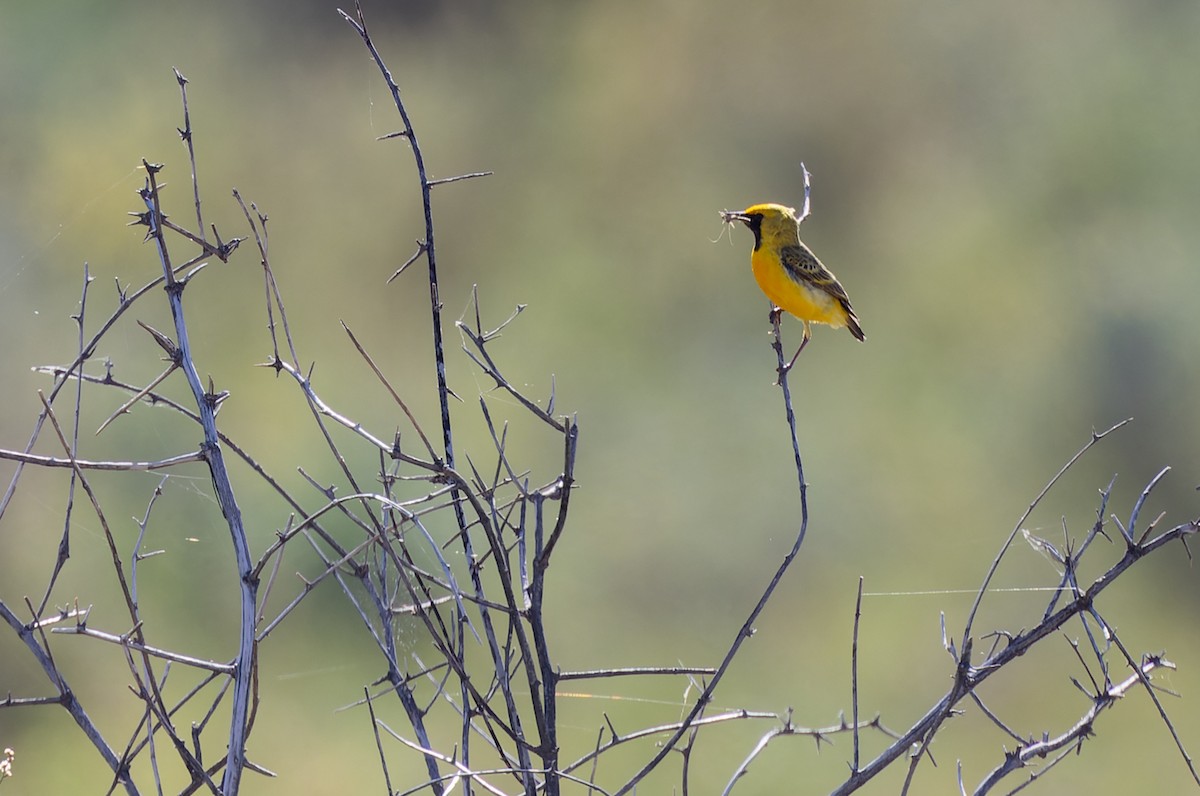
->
2, 1, 1198, 793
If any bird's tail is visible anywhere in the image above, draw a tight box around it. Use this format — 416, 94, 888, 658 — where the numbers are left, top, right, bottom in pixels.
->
847, 313, 865, 341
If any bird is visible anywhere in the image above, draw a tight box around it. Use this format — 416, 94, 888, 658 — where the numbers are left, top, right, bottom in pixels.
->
721, 203, 864, 362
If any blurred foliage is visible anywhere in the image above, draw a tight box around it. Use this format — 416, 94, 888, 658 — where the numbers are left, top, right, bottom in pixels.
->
2, 1, 1198, 793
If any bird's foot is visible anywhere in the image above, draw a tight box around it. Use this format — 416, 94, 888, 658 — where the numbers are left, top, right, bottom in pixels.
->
775, 336, 810, 383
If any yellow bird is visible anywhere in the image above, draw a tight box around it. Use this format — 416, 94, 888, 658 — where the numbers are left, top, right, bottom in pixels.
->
722, 203, 864, 358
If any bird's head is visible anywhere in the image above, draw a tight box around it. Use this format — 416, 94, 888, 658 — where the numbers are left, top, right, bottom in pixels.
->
719, 203, 798, 249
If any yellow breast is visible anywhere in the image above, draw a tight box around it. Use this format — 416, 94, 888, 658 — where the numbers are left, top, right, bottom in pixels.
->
750, 249, 848, 328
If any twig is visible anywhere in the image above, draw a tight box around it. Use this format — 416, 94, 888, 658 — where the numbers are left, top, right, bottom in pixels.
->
852, 576, 864, 774
173, 68, 205, 239
0, 448, 205, 471
722, 710, 895, 796
140, 159, 257, 794
1127, 466, 1170, 543
962, 420, 1132, 649
427, 171, 494, 186
612, 309, 813, 795
796, 162, 812, 223
833, 511, 1199, 794
0, 601, 140, 796
51, 625, 235, 673
972, 656, 1173, 794
557, 667, 718, 682
364, 688, 394, 795
562, 710, 784, 777
341, 321, 439, 459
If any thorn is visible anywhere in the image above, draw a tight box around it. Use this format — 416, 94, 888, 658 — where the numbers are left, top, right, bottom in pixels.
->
137, 320, 179, 360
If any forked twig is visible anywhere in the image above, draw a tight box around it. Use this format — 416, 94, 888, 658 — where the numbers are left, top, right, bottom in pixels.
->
613, 306, 814, 795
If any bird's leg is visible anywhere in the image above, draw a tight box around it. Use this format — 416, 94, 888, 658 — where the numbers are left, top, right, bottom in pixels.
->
782, 323, 812, 374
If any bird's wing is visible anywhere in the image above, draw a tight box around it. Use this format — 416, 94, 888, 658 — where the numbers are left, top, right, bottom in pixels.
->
780, 244, 852, 304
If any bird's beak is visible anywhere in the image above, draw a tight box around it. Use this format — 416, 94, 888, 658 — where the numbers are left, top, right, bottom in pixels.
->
720, 209, 750, 225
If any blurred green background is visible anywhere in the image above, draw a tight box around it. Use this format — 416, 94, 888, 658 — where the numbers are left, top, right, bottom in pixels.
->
2, 1, 1199, 793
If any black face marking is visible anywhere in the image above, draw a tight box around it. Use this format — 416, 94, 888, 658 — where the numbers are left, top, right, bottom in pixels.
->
745, 214, 764, 251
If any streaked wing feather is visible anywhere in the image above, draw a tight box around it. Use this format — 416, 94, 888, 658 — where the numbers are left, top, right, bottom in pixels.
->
780, 244, 852, 305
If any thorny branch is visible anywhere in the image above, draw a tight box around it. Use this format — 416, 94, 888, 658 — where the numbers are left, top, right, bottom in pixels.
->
1, 14, 1196, 796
